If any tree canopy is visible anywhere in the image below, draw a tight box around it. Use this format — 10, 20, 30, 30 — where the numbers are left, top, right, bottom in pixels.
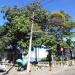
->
0, 1, 75, 55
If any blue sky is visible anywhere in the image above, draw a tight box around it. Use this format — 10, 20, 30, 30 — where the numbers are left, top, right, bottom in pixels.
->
0, 0, 75, 26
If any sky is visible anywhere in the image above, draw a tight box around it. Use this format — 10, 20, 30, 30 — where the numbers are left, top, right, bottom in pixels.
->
0, 0, 75, 26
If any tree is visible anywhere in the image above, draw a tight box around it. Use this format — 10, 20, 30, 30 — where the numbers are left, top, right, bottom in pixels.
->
0, 1, 74, 62
0, 2, 46, 53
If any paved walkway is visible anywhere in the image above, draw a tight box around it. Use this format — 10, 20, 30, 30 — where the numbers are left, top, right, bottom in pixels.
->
0, 65, 73, 75
52, 66, 75, 75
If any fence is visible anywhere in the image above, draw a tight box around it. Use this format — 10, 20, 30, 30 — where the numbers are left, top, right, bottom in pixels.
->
35, 60, 75, 68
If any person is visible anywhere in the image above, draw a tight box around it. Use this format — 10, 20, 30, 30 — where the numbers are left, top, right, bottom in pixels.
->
47, 50, 52, 71
16, 54, 28, 70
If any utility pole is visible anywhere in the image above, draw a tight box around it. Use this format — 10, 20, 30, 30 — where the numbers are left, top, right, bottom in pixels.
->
27, 12, 34, 72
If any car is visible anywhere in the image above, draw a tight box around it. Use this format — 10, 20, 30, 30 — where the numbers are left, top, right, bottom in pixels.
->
0, 62, 6, 72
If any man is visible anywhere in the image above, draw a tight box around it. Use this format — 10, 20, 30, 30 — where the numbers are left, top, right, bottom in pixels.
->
47, 50, 52, 71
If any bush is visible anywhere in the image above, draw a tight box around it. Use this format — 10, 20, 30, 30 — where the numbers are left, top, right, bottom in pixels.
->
40, 57, 48, 62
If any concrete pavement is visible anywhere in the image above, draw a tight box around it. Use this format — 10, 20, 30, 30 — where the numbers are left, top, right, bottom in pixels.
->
0, 65, 73, 75
52, 66, 75, 75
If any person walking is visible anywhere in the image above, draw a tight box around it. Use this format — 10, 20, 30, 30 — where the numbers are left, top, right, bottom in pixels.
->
47, 50, 52, 71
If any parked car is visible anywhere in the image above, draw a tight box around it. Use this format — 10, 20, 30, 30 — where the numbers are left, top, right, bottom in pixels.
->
0, 61, 6, 72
